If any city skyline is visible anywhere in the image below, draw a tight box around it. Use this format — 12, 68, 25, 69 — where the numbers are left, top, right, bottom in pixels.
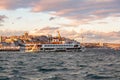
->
0, 0, 120, 43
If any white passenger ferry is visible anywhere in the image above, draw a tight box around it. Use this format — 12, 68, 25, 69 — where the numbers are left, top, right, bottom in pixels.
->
41, 43, 83, 52
25, 42, 84, 52
25, 31, 84, 52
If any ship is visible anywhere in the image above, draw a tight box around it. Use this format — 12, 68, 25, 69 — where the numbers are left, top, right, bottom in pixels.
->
25, 31, 84, 52
25, 42, 84, 52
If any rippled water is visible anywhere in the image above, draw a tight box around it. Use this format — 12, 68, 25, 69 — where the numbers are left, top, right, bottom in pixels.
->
0, 48, 120, 80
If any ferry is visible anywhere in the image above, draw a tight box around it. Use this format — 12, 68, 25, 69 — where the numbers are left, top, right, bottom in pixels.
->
25, 42, 84, 52
25, 31, 85, 52
41, 43, 83, 52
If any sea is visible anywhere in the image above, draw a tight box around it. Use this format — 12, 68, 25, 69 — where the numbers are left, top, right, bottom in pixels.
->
0, 48, 120, 80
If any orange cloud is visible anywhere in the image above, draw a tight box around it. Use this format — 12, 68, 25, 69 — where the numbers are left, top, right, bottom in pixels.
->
0, 0, 10, 9
92, 9, 118, 15
31, 0, 68, 12
0, 0, 18, 10
29, 26, 60, 36
53, 9, 75, 16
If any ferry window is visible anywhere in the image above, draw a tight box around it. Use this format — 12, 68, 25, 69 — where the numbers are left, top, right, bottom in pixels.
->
74, 45, 78, 47
38, 45, 42, 47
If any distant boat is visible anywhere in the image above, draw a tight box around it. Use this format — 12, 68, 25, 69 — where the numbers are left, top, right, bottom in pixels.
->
0, 46, 20, 51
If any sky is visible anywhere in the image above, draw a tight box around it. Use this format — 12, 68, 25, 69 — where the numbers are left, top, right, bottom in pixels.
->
0, 0, 120, 43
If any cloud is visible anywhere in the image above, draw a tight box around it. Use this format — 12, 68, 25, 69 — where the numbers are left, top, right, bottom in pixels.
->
80, 31, 120, 43
49, 17, 56, 21
88, 0, 114, 3
0, 15, 7, 21
40, 26, 59, 31
29, 27, 79, 40
112, 14, 120, 17
29, 27, 120, 43
31, 0, 68, 12
0, 0, 36, 10
97, 22, 108, 24
58, 20, 81, 27
0, 0, 10, 9
29, 26, 60, 36
0, 0, 120, 28
49, 0, 120, 24
0, 29, 25, 36
1, 28, 119, 43
92, 9, 119, 17
0, 15, 8, 26
16, 17, 22, 20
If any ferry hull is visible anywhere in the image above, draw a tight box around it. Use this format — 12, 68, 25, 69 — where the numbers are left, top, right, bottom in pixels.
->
25, 44, 85, 52
40, 47, 83, 52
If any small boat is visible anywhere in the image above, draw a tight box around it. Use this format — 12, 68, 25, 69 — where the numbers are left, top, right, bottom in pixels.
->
0, 46, 20, 51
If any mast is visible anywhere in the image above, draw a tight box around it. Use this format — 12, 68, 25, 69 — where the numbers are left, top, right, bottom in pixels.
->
57, 30, 61, 40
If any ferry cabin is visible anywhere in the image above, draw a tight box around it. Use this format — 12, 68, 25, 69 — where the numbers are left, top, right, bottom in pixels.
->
42, 44, 82, 52
25, 44, 82, 52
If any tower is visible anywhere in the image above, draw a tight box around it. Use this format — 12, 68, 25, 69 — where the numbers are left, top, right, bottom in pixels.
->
24, 32, 28, 37
0, 36, 2, 43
